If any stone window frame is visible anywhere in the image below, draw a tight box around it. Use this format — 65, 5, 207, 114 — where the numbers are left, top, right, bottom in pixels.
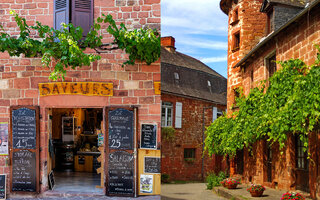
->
264, 50, 277, 80
161, 102, 173, 127
232, 31, 240, 52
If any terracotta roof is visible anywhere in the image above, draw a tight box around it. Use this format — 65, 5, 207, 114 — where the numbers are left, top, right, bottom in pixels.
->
161, 47, 227, 105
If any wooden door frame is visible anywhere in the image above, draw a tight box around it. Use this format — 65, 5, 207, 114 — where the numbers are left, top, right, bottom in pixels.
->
104, 106, 138, 197
9, 106, 40, 194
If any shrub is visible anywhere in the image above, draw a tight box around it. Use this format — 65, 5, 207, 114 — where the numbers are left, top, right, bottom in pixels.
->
206, 171, 228, 190
161, 127, 175, 141
161, 173, 170, 183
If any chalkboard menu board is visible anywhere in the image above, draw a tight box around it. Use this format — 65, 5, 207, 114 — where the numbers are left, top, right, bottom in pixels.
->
140, 124, 157, 149
12, 108, 36, 149
108, 151, 134, 195
0, 175, 5, 199
108, 109, 134, 150
144, 157, 160, 174
12, 150, 36, 192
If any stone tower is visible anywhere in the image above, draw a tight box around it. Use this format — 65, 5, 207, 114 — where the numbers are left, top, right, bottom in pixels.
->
220, 0, 267, 110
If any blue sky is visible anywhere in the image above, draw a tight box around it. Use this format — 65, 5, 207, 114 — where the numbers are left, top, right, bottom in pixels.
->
161, 0, 229, 78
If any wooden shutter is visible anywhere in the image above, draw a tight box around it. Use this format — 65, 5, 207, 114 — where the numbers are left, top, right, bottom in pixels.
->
72, 0, 93, 37
175, 102, 182, 128
54, 0, 69, 30
212, 107, 217, 122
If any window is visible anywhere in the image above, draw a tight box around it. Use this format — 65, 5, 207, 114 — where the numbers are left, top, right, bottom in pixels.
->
54, 0, 93, 37
267, 54, 277, 78
234, 9, 239, 21
207, 80, 211, 87
213, 107, 223, 122
184, 148, 196, 159
232, 32, 240, 52
217, 108, 223, 118
174, 72, 180, 84
161, 102, 173, 127
296, 136, 308, 170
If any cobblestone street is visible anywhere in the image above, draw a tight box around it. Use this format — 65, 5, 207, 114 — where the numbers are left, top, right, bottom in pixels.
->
161, 183, 226, 200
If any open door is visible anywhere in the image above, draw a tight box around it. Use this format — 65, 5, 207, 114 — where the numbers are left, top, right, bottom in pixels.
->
10, 106, 40, 193
105, 107, 137, 197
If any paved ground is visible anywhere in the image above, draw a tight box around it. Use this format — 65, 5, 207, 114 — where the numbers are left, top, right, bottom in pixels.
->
213, 184, 312, 200
7, 196, 160, 200
161, 183, 226, 200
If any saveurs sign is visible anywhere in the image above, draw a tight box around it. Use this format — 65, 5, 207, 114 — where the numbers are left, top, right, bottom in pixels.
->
38, 82, 113, 97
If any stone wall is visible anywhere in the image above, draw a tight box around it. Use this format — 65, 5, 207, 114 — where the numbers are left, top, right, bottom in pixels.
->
161, 93, 227, 181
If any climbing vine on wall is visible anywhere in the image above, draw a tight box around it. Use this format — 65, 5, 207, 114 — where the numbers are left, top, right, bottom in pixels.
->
205, 45, 320, 157
0, 12, 160, 80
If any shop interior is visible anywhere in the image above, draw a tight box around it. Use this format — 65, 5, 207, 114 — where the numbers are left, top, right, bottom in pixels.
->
49, 108, 104, 193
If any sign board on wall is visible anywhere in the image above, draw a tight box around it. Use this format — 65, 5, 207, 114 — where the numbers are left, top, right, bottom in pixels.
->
140, 174, 153, 193
108, 151, 134, 195
154, 82, 160, 95
140, 124, 157, 149
144, 157, 160, 174
108, 109, 134, 150
12, 108, 36, 149
39, 82, 113, 96
0, 123, 8, 155
12, 150, 36, 192
0, 174, 6, 200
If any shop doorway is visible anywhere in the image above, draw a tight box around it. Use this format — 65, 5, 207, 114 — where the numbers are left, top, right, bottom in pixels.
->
48, 108, 104, 194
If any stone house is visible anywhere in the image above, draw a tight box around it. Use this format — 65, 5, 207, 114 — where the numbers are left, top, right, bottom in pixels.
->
0, 0, 160, 197
220, 0, 320, 198
160, 36, 228, 181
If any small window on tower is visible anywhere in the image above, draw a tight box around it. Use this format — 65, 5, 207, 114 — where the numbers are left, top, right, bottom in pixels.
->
234, 9, 239, 21
174, 72, 180, 84
207, 80, 211, 87
232, 32, 240, 52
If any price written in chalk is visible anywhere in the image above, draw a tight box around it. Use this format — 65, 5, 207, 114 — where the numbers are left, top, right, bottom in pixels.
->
108, 109, 134, 150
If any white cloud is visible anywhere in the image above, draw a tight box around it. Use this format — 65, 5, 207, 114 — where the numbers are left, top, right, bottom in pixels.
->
178, 39, 228, 50
161, 0, 228, 35
200, 55, 228, 63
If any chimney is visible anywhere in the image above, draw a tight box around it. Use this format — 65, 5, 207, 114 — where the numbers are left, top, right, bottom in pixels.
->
161, 36, 176, 52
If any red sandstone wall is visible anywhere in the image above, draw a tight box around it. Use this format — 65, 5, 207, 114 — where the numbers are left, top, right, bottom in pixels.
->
0, 0, 160, 194
230, 3, 320, 199
161, 93, 227, 181
226, 0, 267, 111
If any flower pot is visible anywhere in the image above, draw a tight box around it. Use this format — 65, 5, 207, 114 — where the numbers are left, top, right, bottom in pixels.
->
250, 190, 264, 197
226, 184, 238, 189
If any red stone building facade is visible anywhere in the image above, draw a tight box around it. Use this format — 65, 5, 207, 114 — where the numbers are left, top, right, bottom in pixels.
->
161, 37, 227, 181
221, 0, 320, 198
0, 0, 161, 197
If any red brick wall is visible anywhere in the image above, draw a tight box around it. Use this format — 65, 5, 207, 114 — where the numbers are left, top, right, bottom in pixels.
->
226, 0, 267, 111
0, 0, 160, 194
161, 93, 227, 181
227, 2, 320, 199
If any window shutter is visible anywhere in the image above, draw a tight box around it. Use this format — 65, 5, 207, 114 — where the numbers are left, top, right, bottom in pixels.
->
212, 107, 217, 122
72, 0, 93, 37
175, 102, 182, 128
54, 0, 69, 30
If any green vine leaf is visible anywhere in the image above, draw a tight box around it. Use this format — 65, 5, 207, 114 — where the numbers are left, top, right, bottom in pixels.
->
205, 45, 320, 157
0, 11, 160, 80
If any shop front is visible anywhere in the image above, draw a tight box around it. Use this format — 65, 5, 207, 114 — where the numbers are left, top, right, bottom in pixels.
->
5, 74, 161, 198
